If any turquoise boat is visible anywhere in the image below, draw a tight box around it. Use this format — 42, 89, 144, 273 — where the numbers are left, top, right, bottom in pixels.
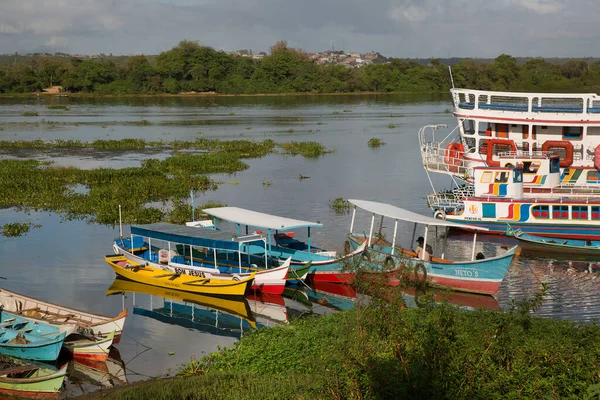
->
0, 313, 66, 361
0, 355, 67, 398
345, 199, 517, 296
201, 206, 366, 283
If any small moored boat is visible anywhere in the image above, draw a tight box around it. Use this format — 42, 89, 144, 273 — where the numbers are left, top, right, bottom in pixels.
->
0, 318, 66, 362
63, 330, 116, 361
0, 288, 127, 343
0, 356, 67, 399
345, 199, 517, 296
105, 254, 255, 297
509, 225, 600, 259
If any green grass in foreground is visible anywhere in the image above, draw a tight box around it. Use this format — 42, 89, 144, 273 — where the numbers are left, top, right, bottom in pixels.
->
101, 286, 600, 400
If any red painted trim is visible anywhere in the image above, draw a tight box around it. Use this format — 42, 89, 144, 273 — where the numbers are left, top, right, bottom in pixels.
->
73, 352, 110, 361
0, 388, 60, 399
251, 282, 285, 295
455, 112, 600, 124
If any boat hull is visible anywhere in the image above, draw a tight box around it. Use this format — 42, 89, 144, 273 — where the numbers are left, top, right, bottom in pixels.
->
0, 332, 66, 362
105, 255, 254, 297
0, 363, 67, 399
347, 234, 516, 296
64, 331, 115, 361
513, 230, 600, 259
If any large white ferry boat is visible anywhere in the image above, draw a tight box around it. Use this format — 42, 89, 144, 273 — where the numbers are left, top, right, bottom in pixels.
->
420, 88, 600, 187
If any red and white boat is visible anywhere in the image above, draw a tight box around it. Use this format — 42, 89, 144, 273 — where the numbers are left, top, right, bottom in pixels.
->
64, 331, 116, 361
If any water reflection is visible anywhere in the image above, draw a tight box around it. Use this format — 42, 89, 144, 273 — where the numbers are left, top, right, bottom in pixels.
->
67, 348, 127, 392
106, 278, 257, 339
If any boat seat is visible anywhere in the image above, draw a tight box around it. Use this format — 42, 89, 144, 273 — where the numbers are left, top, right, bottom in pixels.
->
0, 365, 39, 376
430, 257, 453, 264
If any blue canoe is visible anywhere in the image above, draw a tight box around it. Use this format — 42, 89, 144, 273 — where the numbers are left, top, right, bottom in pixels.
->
0, 312, 66, 361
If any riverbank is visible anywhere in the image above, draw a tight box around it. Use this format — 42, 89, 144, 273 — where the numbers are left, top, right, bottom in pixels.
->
80, 292, 600, 399
0, 90, 448, 99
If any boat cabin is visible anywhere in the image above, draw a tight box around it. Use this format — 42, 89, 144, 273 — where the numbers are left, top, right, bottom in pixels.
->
473, 165, 524, 199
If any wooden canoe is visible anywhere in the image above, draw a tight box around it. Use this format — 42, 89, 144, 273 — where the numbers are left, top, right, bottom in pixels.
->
63, 330, 115, 361
0, 357, 67, 399
105, 255, 255, 297
513, 228, 600, 259
0, 288, 127, 343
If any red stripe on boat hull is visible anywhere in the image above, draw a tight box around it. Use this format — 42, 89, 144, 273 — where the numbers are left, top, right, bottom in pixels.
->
251, 282, 285, 295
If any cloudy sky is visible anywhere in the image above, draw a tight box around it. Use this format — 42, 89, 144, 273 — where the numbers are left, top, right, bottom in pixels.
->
1, 0, 598, 58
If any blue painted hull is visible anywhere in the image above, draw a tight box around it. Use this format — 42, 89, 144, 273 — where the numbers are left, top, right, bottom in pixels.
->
347, 234, 516, 295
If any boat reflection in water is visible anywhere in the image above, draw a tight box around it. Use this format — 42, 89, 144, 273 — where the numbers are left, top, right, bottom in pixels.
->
106, 278, 258, 339
68, 347, 127, 390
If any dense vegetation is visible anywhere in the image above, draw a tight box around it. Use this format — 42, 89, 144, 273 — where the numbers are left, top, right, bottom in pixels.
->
3, 41, 600, 95
0, 138, 331, 226
96, 283, 600, 400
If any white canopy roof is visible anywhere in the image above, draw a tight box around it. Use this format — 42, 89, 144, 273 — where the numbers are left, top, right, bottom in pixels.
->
202, 207, 323, 231
348, 199, 489, 231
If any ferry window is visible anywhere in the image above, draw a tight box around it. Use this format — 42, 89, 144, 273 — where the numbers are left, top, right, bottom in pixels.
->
552, 205, 569, 219
587, 170, 599, 183
495, 172, 508, 183
532, 205, 549, 219
541, 126, 548, 130
513, 169, 522, 183
478, 122, 493, 137
550, 158, 560, 173
481, 171, 493, 183
462, 119, 475, 135
522, 161, 541, 174
572, 205, 588, 220
592, 206, 600, 220
563, 126, 583, 140
482, 203, 496, 218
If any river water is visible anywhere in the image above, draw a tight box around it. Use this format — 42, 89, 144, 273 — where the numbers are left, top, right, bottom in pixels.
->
1, 94, 599, 397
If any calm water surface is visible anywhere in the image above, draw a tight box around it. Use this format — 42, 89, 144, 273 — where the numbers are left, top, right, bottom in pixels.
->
1, 94, 599, 397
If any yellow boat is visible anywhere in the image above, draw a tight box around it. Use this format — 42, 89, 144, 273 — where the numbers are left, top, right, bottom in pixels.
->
106, 277, 255, 325
104, 255, 254, 297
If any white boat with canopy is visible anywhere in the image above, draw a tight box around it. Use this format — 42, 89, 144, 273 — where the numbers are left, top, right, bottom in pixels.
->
346, 199, 517, 295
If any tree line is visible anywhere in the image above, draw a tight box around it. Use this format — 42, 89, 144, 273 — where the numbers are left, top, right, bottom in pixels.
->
1, 40, 600, 95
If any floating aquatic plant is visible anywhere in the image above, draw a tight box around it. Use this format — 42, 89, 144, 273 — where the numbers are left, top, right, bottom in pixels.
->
330, 198, 352, 214
368, 138, 385, 148
1, 222, 40, 237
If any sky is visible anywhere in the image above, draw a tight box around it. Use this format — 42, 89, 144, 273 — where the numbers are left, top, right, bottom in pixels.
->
1, 0, 599, 58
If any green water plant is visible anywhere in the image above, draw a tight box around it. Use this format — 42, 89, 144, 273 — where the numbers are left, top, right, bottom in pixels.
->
1, 222, 40, 237
22, 112, 38, 117
48, 105, 69, 110
368, 138, 385, 147
279, 141, 332, 158
330, 197, 352, 214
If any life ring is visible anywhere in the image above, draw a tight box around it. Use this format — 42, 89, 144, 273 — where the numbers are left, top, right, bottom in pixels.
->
344, 240, 351, 255
485, 139, 516, 167
414, 263, 427, 283
541, 140, 573, 167
444, 142, 464, 173
433, 210, 446, 220
383, 256, 395, 269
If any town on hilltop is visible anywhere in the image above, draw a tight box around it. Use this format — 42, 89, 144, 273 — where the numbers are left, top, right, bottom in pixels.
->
229, 49, 386, 67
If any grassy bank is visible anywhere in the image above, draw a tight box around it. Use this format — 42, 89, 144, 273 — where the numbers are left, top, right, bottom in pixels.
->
95, 290, 600, 400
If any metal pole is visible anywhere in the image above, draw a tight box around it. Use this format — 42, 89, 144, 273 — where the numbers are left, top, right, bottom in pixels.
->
367, 214, 375, 247
422, 225, 429, 259
190, 244, 193, 266
118, 205, 122, 237
471, 231, 478, 261
268, 229, 272, 252
350, 207, 356, 232
391, 219, 398, 256
238, 245, 242, 272
410, 223, 417, 248
214, 248, 218, 268
307, 227, 311, 252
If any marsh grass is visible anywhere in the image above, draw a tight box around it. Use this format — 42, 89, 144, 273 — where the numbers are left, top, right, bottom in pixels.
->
22, 112, 38, 117
1, 222, 40, 237
368, 138, 385, 148
330, 197, 352, 214
0, 138, 331, 225
279, 141, 332, 158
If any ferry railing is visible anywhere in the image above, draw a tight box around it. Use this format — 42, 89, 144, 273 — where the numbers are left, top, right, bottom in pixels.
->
451, 88, 600, 116
418, 124, 473, 178
496, 151, 551, 159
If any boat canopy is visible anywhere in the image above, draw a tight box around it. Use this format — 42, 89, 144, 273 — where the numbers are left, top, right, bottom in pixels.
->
202, 207, 323, 231
130, 223, 264, 251
348, 199, 488, 231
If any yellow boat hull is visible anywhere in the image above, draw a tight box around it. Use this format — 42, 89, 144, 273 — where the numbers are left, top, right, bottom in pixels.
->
104, 255, 254, 297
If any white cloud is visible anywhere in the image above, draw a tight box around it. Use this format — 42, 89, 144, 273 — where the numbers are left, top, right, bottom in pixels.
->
504, 0, 561, 14
389, 5, 430, 22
